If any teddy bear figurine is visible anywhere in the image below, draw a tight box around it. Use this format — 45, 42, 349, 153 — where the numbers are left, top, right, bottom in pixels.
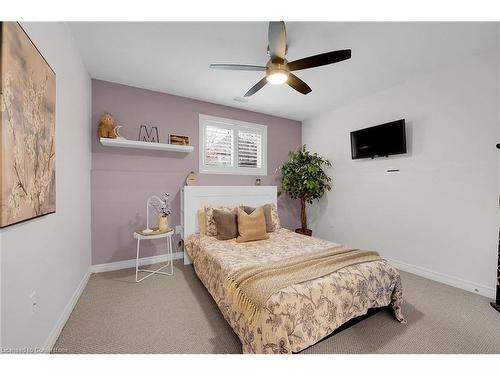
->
97, 112, 117, 139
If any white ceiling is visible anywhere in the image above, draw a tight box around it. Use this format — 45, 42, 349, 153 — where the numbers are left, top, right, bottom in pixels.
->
69, 22, 498, 121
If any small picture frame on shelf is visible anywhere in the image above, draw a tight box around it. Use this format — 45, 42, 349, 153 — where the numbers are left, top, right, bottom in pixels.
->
169, 134, 190, 146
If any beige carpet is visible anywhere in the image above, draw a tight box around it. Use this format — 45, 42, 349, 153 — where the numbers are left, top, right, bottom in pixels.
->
54, 260, 500, 354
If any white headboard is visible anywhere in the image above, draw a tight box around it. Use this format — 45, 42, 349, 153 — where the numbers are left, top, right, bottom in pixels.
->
181, 186, 277, 264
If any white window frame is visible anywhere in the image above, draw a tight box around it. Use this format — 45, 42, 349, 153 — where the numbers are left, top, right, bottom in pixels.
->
199, 114, 267, 176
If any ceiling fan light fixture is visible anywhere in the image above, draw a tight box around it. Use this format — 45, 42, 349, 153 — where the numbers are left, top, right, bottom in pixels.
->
209, 22, 351, 96
266, 70, 289, 85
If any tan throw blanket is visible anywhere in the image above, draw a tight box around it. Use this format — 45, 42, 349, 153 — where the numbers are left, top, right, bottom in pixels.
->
224, 246, 381, 325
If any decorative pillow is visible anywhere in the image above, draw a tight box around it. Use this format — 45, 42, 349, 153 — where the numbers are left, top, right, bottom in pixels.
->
205, 205, 234, 237
241, 204, 274, 233
197, 208, 206, 235
236, 207, 269, 243
269, 203, 281, 230
213, 208, 238, 240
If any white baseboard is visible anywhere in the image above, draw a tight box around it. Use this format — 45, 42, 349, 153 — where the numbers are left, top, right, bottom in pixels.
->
386, 257, 495, 299
43, 268, 91, 351
90, 252, 183, 273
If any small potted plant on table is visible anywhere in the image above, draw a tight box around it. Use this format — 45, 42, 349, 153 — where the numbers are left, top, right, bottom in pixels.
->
279, 145, 332, 236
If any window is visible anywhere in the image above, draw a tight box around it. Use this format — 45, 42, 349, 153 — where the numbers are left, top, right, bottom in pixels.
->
199, 114, 267, 175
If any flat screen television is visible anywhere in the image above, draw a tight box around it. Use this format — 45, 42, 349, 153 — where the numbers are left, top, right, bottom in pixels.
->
350, 119, 406, 159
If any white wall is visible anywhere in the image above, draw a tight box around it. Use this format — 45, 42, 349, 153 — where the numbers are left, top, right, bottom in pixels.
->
0, 22, 91, 351
303, 49, 499, 297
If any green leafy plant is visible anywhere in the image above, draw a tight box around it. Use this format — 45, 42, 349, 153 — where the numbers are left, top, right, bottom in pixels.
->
279, 145, 332, 234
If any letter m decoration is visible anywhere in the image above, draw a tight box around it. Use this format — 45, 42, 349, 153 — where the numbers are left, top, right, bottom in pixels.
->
138, 125, 159, 142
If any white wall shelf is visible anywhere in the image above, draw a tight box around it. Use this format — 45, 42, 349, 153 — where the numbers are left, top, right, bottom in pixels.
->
99, 138, 194, 153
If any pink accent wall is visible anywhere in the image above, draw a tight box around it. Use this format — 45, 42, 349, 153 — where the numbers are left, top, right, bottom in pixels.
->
91, 79, 302, 265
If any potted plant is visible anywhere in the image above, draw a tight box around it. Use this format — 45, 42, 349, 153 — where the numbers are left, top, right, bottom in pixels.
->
279, 145, 332, 236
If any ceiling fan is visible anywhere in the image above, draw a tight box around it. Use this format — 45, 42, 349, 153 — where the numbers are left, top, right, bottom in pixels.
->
209, 22, 351, 97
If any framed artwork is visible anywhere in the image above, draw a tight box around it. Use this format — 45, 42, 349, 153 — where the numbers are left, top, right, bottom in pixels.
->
169, 134, 190, 146
0, 22, 56, 228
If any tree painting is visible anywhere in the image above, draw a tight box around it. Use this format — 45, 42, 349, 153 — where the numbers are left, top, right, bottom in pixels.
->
0, 22, 56, 227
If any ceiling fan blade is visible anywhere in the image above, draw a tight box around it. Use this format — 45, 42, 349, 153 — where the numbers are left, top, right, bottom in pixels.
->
287, 73, 312, 95
288, 49, 351, 71
268, 21, 287, 62
209, 64, 266, 71
244, 77, 268, 97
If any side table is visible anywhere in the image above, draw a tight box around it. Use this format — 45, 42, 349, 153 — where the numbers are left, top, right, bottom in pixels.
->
133, 230, 174, 282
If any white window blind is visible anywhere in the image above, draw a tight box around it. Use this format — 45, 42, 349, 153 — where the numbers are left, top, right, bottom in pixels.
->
205, 125, 234, 167
238, 130, 262, 169
199, 114, 267, 175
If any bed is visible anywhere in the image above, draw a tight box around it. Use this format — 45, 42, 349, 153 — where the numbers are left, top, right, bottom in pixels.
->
182, 186, 406, 354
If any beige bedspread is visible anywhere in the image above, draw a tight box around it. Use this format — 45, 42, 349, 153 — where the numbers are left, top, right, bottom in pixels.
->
185, 228, 406, 354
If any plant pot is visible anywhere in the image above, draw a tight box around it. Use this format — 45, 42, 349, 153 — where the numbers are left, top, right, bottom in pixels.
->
295, 228, 312, 236
158, 215, 169, 232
